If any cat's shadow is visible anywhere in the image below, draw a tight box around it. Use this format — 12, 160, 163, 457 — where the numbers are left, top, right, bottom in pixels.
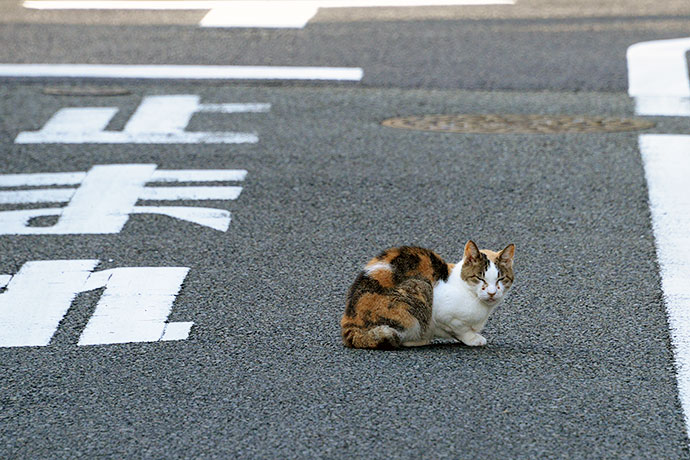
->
404, 339, 555, 357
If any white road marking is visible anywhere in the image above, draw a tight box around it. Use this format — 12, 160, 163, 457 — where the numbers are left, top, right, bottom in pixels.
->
139, 186, 243, 201
0, 260, 193, 347
150, 169, 247, 183
61, 164, 155, 234
638, 134, 690, 434
17, 130, 258, 144
77, 267, 191, 345
0, 64, 364, 81
23, 0, 515, 7
0, 188, 75, 204
629, 36, 690, 439
0, 164, 247, 234
24, 1, 516, 28
627, 37, 690, 116
15, 95, 268, 144
200, 3, 319, 28
0, 260, 98, 347
129, 206, 231, 231
124, 94, 199, 133
0, 172, 86, 187
198, 103, 272, 113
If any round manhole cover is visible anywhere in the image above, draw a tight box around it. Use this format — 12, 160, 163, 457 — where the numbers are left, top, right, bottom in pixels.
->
381, 114, 656, 134
42, 86, 132, 96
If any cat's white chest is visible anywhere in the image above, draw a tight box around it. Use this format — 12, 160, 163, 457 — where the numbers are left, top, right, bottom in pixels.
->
431, 269, 496, 340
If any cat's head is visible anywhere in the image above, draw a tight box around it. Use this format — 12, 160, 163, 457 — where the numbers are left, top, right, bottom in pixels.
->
460, 240, 515, 304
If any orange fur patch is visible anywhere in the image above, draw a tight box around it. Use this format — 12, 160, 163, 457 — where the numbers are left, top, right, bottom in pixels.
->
342, 246, 451, 349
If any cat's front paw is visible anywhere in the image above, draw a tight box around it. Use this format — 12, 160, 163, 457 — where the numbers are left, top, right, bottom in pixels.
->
461, 333, 487, 347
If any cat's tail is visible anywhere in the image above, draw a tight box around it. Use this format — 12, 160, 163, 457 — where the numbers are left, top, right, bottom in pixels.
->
341, 325, 402, 349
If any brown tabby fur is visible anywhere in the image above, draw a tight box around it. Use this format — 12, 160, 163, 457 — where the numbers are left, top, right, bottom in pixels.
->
341, 246, 451, 349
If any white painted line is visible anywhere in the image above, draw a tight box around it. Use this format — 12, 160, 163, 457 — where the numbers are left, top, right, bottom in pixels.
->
0, 188, 75, 204
197, 103, 271, 113
150, 169, 247, 183
0, 64, 364, 81
24, 1, 515, 28
16, 130, 259, 144
0, 172, 85, 187
24, 0, 515, 8
639, 134, 690, 435
23, 1, 220, 8
200, 4, 319, 28
627, 37, 690, 116
140, 186, 243, 201
78, 267, 190, 345
130, 206, 231, 231
0, 260, 98, 347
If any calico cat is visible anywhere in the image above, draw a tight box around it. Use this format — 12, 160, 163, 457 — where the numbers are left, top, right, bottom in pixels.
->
341, 240, 514, 349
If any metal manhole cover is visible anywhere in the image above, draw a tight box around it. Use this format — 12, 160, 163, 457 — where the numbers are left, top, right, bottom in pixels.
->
381, 114, 656, 134
42, 86, 132, 96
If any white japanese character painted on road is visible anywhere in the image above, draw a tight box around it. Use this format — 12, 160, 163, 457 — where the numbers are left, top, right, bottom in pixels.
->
0, 164, 246, 234
0, 259, 192, 347
15, 95, 270, 144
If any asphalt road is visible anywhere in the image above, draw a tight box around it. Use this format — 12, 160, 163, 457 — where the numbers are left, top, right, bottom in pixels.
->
2, 0, 690, 458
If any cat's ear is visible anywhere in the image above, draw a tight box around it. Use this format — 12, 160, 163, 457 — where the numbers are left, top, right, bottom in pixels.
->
498, 243, 515, 267
463, 240, 481, 263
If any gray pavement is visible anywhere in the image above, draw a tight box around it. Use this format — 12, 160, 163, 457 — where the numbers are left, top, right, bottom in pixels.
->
2, 0, 690, 458
2, 84, 689, 458
2, 1, 690, 92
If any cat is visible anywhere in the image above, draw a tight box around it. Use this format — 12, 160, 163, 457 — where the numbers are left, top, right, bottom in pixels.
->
341, 240, 514, 349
